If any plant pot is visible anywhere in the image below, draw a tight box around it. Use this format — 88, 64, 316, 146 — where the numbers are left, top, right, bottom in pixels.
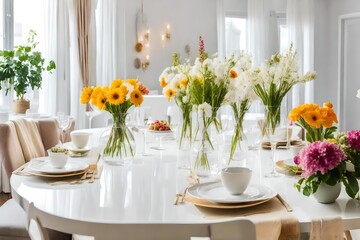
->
313, 182, 341, 204
13, 99, 30, 114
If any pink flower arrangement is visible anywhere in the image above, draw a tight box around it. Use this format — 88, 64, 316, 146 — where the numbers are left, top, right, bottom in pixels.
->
346, 130, 360, 151
294, 141, 345, 178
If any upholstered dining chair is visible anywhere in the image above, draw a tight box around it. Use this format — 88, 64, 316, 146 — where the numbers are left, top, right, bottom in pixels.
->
27, 202, 257, 240
0, 119, 72, 240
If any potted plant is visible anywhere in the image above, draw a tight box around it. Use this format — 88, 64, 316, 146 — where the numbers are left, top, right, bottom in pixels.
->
0, 30, 56, 113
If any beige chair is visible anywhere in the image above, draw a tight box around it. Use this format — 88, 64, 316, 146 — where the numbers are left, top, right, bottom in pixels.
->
0, 119, 72, 240
27, 202, 256, 240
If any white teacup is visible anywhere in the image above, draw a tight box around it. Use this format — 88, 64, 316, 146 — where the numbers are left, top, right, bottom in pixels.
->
70, 132, 91, 149
47, 150, 68, 169
221, 167, 252, 195
290, 144, 306, 157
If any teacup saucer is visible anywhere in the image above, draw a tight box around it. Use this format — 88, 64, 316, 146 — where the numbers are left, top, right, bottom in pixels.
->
63, 143, 91, 154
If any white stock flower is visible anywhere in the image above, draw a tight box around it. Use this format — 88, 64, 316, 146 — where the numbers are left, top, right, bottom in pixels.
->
198, 102, 212, 118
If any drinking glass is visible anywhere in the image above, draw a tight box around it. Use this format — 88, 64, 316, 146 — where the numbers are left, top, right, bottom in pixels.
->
166, 105, 180, 138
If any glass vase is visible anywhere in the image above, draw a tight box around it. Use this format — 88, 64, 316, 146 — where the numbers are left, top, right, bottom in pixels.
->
191, 112, 219, 176
177, 108, 192, 169
100, 113, 136, 165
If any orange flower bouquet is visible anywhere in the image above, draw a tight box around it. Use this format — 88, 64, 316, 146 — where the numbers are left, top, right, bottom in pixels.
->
288, 102, 338, 142
80, 79, 148, 165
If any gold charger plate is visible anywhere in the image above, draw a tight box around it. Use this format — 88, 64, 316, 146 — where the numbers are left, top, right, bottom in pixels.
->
24, 169, 87, 178
185, 195, 273, 209
262, 139, 303, 149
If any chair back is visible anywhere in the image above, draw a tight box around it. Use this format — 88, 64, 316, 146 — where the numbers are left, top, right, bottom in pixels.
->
26, 202, 257, 240
0, 121, 26, 178
37, 118, 61, 152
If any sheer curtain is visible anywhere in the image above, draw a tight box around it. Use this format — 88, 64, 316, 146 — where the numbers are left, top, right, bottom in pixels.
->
41, 0, 58, 116
216, 0, 225, 59
247, 0, 279, 66
95, 0, 118, 86
287, 0, 314, 107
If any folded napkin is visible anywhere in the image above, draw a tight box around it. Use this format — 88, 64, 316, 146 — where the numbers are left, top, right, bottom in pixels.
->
12, 118, 46, 162
192, 197, 300, 240
309, 217, 343, 240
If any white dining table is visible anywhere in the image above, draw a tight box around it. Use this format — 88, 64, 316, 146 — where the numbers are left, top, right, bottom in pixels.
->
10, 128, 360, 237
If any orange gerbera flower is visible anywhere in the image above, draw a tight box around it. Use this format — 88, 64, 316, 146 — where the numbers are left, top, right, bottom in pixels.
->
165, 88, 175, 102
107, 88, 125, 105
229, 69, 238, 79
288, 108, 302, 122
111, 79, 123, 89
96, 91, 108, 110
126, 79, 138, 88
323, 101, 333, 108
160, 77, 167, 88
80, 87, 93, 104
90, 86, 102, 105
302, 110, 324, 128
130, 89, 143, 107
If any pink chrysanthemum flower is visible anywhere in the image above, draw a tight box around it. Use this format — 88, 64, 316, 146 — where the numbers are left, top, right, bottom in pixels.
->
296, 141, 344, 178
346, 130, 360, 151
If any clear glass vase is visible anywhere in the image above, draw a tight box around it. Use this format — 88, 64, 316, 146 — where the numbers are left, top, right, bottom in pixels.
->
100, 113, 136, 165
191, 112, 219, 176
177, 108, 192, 169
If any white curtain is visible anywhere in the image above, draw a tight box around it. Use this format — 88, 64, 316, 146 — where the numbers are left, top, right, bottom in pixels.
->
41, 0, 58, 116
287, 0, 314, 107
247, 0, 279, 66
96, 0, 118, 86
67, 0, 97, 129
216, 0, 225, 59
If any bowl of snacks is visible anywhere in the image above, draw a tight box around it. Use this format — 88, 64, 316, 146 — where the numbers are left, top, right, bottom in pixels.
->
47, 147, 69, 168
148, 120, 171, 132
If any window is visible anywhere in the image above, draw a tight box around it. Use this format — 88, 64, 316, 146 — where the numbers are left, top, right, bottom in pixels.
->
225, 17, 247, 56
0, 0, 46, 111
277, 17, 289, 53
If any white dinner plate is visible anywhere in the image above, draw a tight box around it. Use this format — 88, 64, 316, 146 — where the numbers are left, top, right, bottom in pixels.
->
63, 143, 91, 154
187, 182, 277, 204
28, 157, 89, 174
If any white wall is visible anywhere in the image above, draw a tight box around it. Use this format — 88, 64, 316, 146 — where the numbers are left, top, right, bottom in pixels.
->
314, 0, 360, 130
314, 0, 360, 107
123, 0, 218, 92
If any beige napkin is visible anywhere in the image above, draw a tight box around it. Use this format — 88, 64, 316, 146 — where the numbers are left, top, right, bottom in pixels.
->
309, 217, 344, 240
192, 197, 300, 240
12, 118, 46, 161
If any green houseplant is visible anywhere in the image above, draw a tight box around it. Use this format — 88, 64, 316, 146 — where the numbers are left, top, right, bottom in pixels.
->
0, 30, 56, 113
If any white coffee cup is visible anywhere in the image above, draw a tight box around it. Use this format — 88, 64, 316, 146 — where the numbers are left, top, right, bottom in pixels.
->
70, 132, 91, 149
47, 150, 68, 169
221, 167, 252, 195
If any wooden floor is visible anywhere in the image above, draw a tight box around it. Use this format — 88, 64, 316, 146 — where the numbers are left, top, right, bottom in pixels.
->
0, 192, 10, 206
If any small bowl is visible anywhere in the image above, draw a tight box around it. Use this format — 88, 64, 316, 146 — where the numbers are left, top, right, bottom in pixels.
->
221, 167, 252, 195
47, 149, 68, 169
70, 132, 91, 149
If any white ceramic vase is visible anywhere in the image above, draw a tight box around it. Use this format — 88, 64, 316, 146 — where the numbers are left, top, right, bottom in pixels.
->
313, 182, 341, 204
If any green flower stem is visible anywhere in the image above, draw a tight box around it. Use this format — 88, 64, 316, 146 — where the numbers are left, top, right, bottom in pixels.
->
103, 113, 134, 158
179, 103, 192, 148
265, 105, 281, 134
194, 112, 214, 170
229, 99, 250, 163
